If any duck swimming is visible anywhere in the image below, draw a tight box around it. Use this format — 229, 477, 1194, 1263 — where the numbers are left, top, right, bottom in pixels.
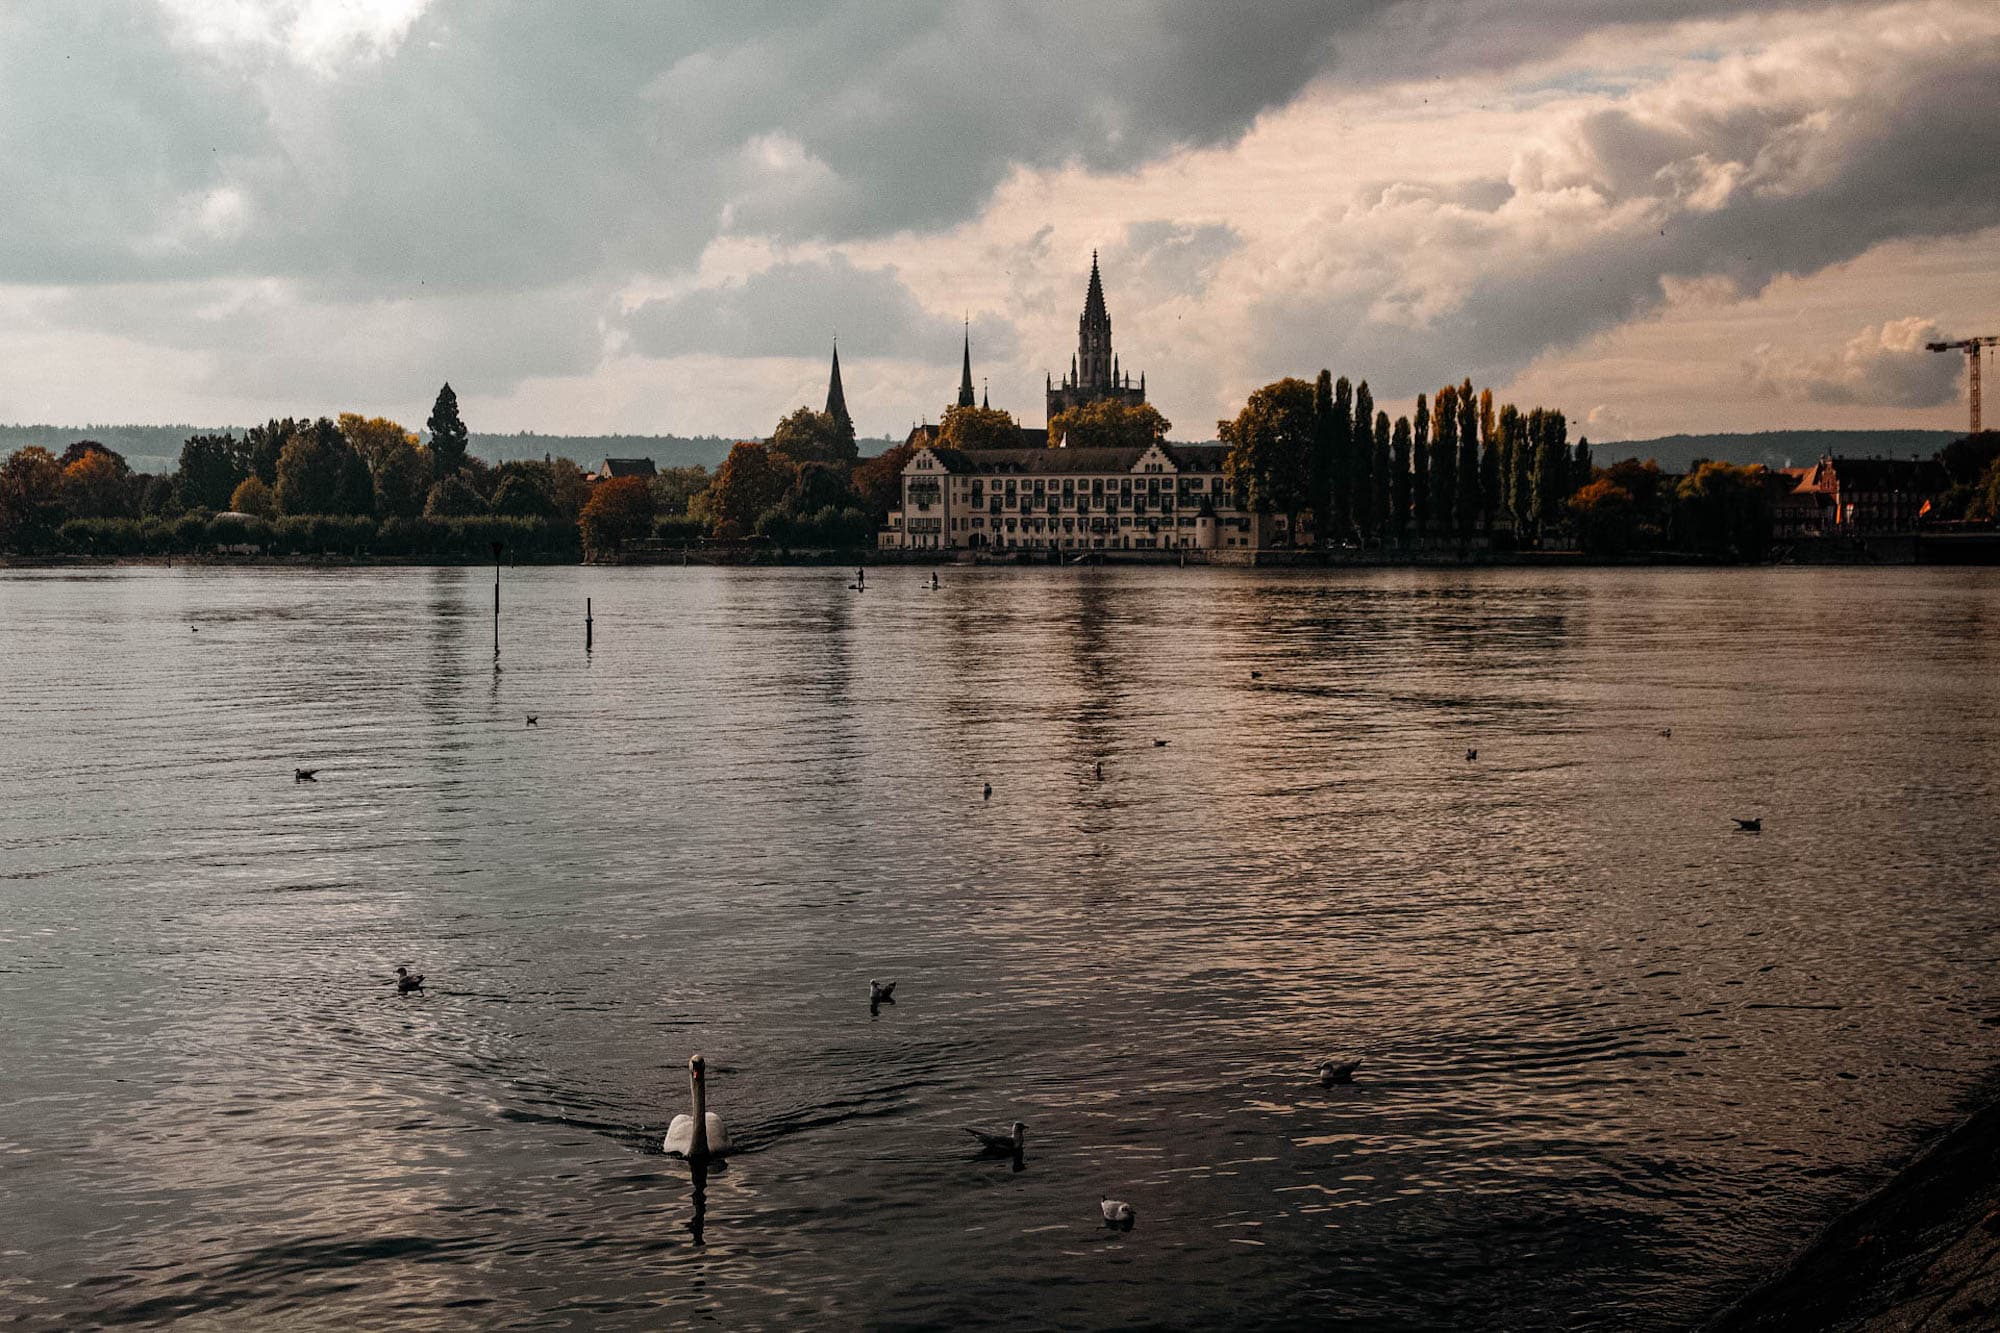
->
395, 966, 424, 995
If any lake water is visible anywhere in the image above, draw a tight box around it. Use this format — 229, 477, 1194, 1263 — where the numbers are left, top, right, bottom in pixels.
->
4, 564, 2000, 1330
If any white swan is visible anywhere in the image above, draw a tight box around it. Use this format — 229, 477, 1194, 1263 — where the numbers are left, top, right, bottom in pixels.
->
663, 1053, 730, 1160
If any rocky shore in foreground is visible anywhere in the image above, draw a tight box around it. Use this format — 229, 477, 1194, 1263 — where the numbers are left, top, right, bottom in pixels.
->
1709, 1091, 2000, 1331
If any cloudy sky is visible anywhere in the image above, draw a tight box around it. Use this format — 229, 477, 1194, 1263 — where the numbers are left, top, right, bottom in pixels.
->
2, 0, 1995, 443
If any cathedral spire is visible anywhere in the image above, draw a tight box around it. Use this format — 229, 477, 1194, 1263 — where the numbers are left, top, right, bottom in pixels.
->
1083, 250, 1107, 325
957, 319, 976, 409
825, 340, 851, 435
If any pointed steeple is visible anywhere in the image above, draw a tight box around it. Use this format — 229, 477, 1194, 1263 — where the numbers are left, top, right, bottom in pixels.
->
981, 378, 989, 410
825, 340, 851, 434
1083, 250, 1107, 325
956, 319, 976, 409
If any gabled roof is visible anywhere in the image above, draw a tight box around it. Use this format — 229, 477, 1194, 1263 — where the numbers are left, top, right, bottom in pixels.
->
917, 442, 1229, 476
1820, 455, 1947, 492
596, 457, 656, 478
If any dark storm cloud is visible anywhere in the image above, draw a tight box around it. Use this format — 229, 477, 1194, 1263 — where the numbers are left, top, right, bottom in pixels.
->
0, 0, 1812, 291
622, 257, 1017, 363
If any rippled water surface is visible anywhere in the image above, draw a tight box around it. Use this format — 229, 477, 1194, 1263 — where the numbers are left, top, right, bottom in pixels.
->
5, 565, 2000, 1330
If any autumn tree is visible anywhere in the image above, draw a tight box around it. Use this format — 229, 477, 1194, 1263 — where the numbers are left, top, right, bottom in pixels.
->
1671, 461, 1770, 560
937, 404, 1022, 452
1478, 388, 1500, 532
1391, 416, 1412, 543
275, 419, 369, 516
1220, 377, 1316, 525
0, 447, 66, 552
1411, 393, 1431, 537
579, 476, 656, 553
426, 383, 469, 481
851, 442, 918, 523
229, 476, 276, 518
177, 432, 247, 511
771, 406, 860, 463
1569, 478, 1638, 556
61, 447, 136, 519
703, 441, 796, 536
1048, 398, 1171, 450
338, 414, 419, 471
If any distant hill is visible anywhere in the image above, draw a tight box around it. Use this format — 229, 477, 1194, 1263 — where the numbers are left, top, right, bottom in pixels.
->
6, 421, 1964, 478
0, 423, 904, 475
1598, 429, 1960, 472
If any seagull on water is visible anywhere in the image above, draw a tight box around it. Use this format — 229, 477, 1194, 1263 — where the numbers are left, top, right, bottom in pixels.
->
1100, 1198, 1136, 1228
1318, 1058, 1362, 1086
395, 966, 425, 994
965, 1122, 1026, 1156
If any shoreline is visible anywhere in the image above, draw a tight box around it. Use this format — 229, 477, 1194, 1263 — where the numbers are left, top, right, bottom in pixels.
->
1706, 1083, 2000, 1331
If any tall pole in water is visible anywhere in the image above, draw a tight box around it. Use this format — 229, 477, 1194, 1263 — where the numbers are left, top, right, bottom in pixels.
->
586, 597, 593, 654
491, 540, 504, 659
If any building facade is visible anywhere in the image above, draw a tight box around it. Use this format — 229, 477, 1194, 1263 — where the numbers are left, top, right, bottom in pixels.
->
1776, 455, 1947, 537
878, 441, 1304, 553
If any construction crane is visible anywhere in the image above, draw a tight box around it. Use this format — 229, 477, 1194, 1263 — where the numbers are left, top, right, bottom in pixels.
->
1927, 335, 1998, 434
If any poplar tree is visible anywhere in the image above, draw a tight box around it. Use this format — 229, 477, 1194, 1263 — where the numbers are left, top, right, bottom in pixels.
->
1503, 404, 1530, 531
1312, 370, 1335, 549
1456, 379, 1480, 540
1351, 381, 1374, 541
1432, 384, 1459, 540
1372, 411, 1391, 537
1331, 377, 1354, 540
1391, 416, 1412, 542
1412, 394, 1431, 538
1478, 388, 1500, 533
1573, 435, 1593, 481
427, 383, 469, 481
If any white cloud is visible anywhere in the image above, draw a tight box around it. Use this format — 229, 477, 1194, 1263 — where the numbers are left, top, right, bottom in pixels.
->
1747, 317, 1961, 408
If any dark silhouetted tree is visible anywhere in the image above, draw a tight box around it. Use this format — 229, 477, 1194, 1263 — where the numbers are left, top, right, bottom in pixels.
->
1412, 393, 1431, 537
1391, 415, 1412, 543
1432, 385, 1459, 538
1351, 381, 1375, 540
177, 433, 246, 511
1311, 370, 1335, 548
773, 406, 863, 462
1047, 399, 1170, 450
1220, 377, 1317, 525
1456, 380, 1480, 540
426, 383, 469, 481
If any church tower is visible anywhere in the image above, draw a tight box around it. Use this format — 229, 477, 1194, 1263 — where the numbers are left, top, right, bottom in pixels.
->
956, 322, 977, 409
825, 341, 851, 436
1047, 252, 1146, 426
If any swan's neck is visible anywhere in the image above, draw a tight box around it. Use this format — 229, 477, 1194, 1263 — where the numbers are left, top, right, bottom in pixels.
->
690, 1070, 708, 1158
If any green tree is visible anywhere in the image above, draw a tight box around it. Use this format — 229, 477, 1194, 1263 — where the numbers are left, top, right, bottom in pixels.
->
372, 439, 430, 519
1412, 393, 1431, 537
1456, 380, 1480, 540
492, 473, 557, 519
0, 447, 66, 552
704, 441, 796, 535
1503, 405, 1531, 531
228, 476, 276, 518
784, 461, 859, 516
1310, 370, 1335, 548
1671, 461, 1770, 560
1220, 377, 1316, 524
177, 432, 247, 511
1330, 377, 1354, 538
772, 406, 860, 463
1478, 389, 1501, 533
1391, 416, 1412, 543
580, 476, 656, 553
650, 465, 711, 516
423, 476, 488, 518
278, 420, 364, 512
1350, 381, 1375, 540
426, 383, 469, 481
936, 404, 1022, 452
1047, 398, 1171, 450
244, 419, 297, 485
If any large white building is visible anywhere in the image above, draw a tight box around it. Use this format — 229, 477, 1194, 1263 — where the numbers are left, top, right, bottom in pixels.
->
878, 441, 1303, 553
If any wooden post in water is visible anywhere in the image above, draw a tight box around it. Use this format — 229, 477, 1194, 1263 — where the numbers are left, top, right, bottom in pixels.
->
491, 540, 504, 659
586, 597, 593, 653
